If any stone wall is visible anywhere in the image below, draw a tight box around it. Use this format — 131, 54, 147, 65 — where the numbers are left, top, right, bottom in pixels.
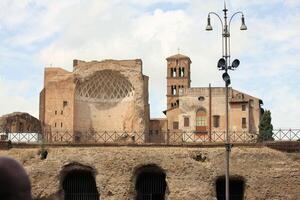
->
40, 59, 150, 142
0, 146, 299, 200
0, 112, 41, 133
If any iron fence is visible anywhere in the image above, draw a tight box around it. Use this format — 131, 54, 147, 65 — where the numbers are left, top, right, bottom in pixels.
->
0, 129, 299, 144
0, 132, 42, 143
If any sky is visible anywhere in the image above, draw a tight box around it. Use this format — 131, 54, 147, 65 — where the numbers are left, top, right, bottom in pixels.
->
0, 0, 299, 128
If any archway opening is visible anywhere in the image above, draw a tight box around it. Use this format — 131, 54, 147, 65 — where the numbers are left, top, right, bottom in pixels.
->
135, 165, 167, 200
216, 176, 245, 200
63, 169, 99, 200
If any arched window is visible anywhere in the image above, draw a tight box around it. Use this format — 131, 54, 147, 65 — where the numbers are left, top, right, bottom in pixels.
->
173, 68, 177, 77
63, 169, 99, 200
135, 165, 167, 200
196, 108, 207, 132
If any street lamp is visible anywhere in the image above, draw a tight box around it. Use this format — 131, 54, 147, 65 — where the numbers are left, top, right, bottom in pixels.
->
206, 2, 247, 200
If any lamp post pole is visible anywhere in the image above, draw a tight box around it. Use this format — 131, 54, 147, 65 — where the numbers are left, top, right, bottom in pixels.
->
206, 2, 247, 200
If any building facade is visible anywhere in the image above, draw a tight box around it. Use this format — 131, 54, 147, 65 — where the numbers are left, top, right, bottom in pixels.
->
39, 53, 262, 143
40, 59, 150, 142
149, 53, 263, 142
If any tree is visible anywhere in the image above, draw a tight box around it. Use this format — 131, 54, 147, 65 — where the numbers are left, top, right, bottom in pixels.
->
257, 110, 273, 142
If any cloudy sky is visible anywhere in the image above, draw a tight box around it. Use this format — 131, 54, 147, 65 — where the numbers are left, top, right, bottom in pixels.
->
0, 0, 299, 128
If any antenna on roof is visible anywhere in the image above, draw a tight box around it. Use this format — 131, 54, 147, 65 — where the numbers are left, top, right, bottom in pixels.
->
177, 47, 180, 54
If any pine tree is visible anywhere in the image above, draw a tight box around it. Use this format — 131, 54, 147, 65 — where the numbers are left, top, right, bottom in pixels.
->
257, 110, 273, 142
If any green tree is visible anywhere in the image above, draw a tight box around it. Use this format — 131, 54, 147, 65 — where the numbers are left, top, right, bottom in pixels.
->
257, 110, 273, 142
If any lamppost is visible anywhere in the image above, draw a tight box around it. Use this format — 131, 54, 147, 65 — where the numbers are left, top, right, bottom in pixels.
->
205, 2, 247, 200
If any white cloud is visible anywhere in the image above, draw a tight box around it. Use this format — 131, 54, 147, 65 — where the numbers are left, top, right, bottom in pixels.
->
0, 0, 299, 128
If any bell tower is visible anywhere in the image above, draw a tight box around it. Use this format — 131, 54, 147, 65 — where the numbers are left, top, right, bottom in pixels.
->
166, 53, 191, 109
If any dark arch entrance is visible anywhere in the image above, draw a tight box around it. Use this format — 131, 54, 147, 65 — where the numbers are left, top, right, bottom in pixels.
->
216, 176, 245, 200
63, 169, 99, 200
135, 165, 167, 200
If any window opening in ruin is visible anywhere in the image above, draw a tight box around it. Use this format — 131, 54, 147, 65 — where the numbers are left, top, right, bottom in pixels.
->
170, 68, 173, 77
55, 110, 57, 115
135, 166, 167, 200
216, 176, 245, 200
61, 122, 63, 128
182, 67, 185, 77
173, 122, 179, 130
19, 122, 24, 132
196, 108, 207, 132
184, 117, 189, 127
63, 101, 68, 107
63, 169, 99, 200
61, 110, 63, 115
55, 122, 57, 127
242, 118, 247, 129
213, 115, 220, 128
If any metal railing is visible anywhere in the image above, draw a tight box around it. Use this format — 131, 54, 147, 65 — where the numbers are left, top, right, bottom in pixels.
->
0, 129, 299, 144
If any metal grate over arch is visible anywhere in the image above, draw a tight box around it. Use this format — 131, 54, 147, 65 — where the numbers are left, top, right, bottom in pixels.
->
135, 167, 167, 200
63, 170, 99, 200
75, 70, 134, 102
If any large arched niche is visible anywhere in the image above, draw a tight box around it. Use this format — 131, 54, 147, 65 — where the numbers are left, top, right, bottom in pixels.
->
74, 70, 137, 133
131, 164, 168, 200
60, 162, 100, 200
75, 70, 134, 103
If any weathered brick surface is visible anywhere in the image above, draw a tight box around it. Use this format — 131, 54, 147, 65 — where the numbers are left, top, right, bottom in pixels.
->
0, 147, 299, 200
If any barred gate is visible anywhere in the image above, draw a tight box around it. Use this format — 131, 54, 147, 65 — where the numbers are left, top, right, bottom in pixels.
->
136, 171, 166, 200
63, 170, 99, 200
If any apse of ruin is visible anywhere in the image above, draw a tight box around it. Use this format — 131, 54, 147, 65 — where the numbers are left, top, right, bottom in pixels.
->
39, 59, 150, 139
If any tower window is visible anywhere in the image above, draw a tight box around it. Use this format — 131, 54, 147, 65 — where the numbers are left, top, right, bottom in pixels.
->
170, 68, 174, 77
61, 110, 63, 115
54, 122, 57, 127
55, 110, 57, 115
173, 68, 177, 77
61, 122, 63, 128
172, 85, 177, 95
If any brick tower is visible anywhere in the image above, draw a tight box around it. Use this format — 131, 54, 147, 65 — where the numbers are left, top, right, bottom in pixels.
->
166, 54, 191, 109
